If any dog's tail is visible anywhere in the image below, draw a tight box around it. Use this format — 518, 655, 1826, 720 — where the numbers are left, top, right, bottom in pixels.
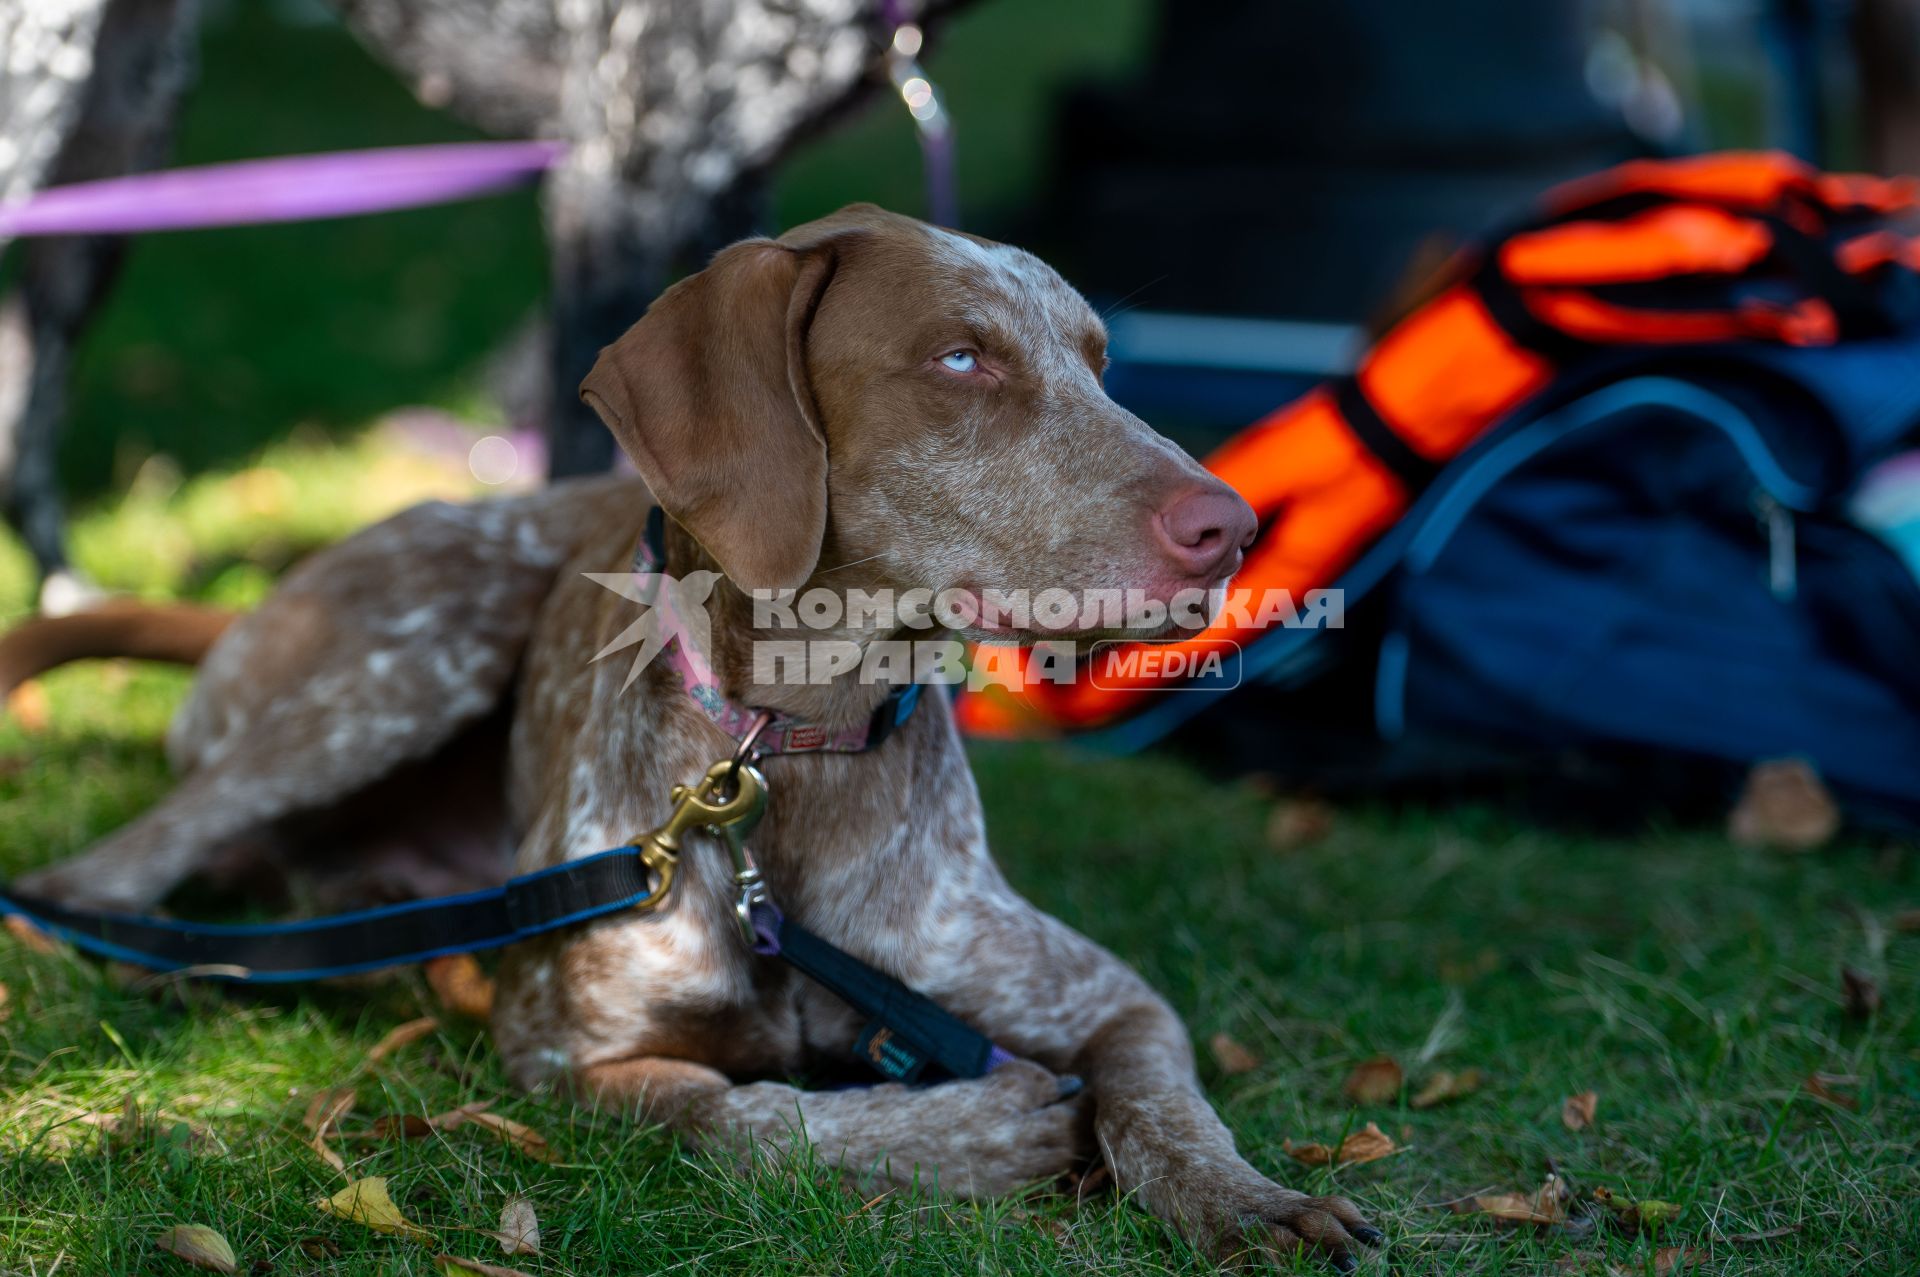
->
0, 602, 239, 700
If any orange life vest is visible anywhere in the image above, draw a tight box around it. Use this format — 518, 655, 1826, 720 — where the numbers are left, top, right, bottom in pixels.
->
957, 151, 1920, 738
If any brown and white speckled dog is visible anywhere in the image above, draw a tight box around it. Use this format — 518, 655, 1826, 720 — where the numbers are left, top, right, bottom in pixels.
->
4, 205, 1380, 1269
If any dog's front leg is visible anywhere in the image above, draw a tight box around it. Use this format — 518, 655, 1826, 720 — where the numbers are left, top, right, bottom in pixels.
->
933, 907, 1381, 1269
1076, 994, 1380, 1269
575, 1055, 1087, 1199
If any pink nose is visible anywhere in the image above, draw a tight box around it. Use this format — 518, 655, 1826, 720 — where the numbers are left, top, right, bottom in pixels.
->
1153, 486, 1258, 580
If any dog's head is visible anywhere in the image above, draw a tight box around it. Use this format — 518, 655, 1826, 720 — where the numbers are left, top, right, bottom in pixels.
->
581, 204, 1254, 643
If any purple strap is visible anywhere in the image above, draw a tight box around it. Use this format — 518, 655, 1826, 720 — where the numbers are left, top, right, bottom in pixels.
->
0, 142, 566, 238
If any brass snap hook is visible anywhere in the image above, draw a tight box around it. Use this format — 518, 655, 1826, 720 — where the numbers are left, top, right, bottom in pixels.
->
626, 759, 769, 914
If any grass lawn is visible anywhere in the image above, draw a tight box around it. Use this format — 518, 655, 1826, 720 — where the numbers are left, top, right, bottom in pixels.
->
4, 4, 1915, 1272
0, 439, 1916, 1277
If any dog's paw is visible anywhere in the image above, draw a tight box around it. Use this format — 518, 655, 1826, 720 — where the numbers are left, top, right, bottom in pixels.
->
1175, 1171, 1383, 1271
852, 1060, 1089, 1199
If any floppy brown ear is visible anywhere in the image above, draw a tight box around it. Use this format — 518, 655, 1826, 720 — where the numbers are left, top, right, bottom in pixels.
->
580, 236, 845, 593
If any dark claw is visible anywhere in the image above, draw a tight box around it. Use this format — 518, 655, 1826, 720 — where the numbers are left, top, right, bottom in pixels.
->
1055, 1074, 1085, 1099
1332, 1253, 1359, 1273
1352, 1226, 1386, 1246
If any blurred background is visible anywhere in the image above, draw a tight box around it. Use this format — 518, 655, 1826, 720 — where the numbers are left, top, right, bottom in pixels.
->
35, 0, 1917, 497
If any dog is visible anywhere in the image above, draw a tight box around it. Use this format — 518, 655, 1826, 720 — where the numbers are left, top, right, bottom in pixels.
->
3, 205, 1381, 1268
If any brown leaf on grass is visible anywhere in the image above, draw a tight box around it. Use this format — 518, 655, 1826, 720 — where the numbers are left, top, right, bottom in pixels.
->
1451, 1177, 1572, 1226
1266, 797, 1336, 851
371, 1114, 435, 1140
425, 1102, 553, 1162
1841, 967, 1882, 1021
426, 1101, 490, 1129
1283, 1121, 1399, 1167
1561, 1090, 1599, 1131
1411, 1068, 1485, 1109
1728, 1224, 1801, 1243
5, 913, 59, 954
295, 1237, 340, 1261
0, 982, 10, 1024
6, 680, 50, 732
1208, 1033, 1261, 1075
303, 1087, 356, 1173
367, 1016, 440, 1064
1342, 1056, 1403, 1105
1652, 1245, 1703, 1275
488, 1196, 540, 1256
315, 1177, 434, 1241
155, 1224, 239, 1273
1803, 1072, 1858, 1110
425, 954, 496, 1020
433, 1258, 534, 1277
1728, 758, 1840, 851
459, 1110, 554, 1162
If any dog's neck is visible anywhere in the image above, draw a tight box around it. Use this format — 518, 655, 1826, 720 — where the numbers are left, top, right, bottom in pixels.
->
663, 522, 909, 731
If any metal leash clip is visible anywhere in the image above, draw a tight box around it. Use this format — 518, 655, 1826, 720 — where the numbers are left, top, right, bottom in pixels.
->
629, 758, 767, 914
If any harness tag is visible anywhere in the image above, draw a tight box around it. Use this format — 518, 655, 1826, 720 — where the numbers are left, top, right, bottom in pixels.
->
855, 1020, 931, 1083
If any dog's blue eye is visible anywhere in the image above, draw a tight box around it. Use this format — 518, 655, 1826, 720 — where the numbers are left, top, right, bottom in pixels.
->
940, 350, 978, 373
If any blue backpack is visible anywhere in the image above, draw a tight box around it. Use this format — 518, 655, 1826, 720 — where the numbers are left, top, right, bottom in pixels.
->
1098, 316, 1920, 830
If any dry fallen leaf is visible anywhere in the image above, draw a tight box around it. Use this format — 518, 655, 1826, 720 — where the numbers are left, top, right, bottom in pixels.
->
315, 1177, 434, 1241
369, 1113, 436, 1140
154, 1224, 238, 1274
1266, 797, 1336, 851
489, 1196, 540, 1256
296, 1237, 341, 1261
426, 1101, 490, 1131
1728, 757, 1840, 851
425, 954, 496, 1019
434, 1258, 534, 1277
4, 913, 59, 954
6, 680, 50, 732
1452, 1177, 1572, 1226
1803, 1072, 1859, 1110
1411, 1068, 1485, 1109
1283, 1121, 1399, 1167
1342, 1056, 1404, 1105
1727, 1224, 1801, 1243
1208, 1032, 1261, 1076
1562, 1090, 1599, 1131
368, 1016, 440, 1064
1841, 967, 1882, 1021
458, 1110, 554, 1162
303, 1087, 356, 1174
1652, 1245, 1703, 1275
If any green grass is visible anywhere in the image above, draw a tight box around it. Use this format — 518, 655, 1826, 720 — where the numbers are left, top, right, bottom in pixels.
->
1, 441, 1917, 1276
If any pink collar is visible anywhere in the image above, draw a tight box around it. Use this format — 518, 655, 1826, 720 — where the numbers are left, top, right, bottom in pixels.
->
630, 509, 923, 756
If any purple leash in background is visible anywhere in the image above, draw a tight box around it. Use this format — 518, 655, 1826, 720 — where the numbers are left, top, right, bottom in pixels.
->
0, 141, 567, 239
0, 8, 952, 240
